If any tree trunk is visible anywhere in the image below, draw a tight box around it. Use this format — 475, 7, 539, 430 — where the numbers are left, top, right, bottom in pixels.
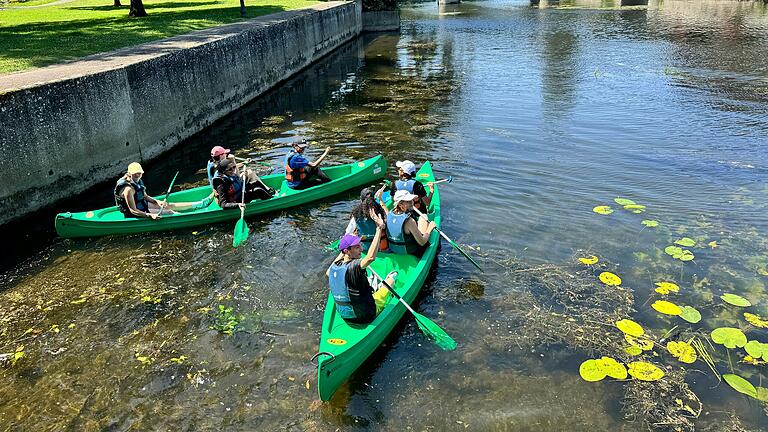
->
113, 0, 121, 6
239, 0, 246, 17
129, 0, 147, 16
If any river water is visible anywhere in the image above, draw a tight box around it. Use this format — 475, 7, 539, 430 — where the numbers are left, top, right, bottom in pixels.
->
2, 0, 768, 430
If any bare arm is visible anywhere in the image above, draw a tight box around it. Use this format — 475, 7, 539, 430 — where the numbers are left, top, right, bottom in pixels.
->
124, 188, 158, 219
404, 217, 434, 246
308, 147, 331, 168
360, 210, 386, 269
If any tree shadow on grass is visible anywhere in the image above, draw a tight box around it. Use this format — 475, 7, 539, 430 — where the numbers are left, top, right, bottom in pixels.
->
67, 1, 220, 11
0, 4, 288, 72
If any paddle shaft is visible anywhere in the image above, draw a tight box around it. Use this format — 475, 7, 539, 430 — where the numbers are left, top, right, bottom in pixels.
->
367, 267, 420, 317
432, 176, 452, 185
412, 207, 483, 272
156, 171, 179, 215
235, 156, 271, 167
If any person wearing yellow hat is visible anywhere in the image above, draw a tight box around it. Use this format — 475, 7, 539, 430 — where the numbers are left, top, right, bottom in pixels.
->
114, 162, 173, 219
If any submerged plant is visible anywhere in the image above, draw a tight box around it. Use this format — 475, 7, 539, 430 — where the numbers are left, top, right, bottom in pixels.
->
211, 305, 240, 335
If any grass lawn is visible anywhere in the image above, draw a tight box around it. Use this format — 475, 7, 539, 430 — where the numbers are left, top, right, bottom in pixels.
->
0, 0, 321, 74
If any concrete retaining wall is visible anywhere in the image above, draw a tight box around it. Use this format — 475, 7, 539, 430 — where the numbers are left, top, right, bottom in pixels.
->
0, 1, 362, 226
362, 10, 400, 32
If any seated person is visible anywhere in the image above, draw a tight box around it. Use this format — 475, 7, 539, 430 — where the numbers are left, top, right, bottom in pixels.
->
212, 159, 273, 209
285, 139, 332, 190
327, 214, 396, 324
387, 160, 434, 212
386, 190, 436, 255
345, 186, 389, 251
114, 162, 176, 220
208, 146, 273, 194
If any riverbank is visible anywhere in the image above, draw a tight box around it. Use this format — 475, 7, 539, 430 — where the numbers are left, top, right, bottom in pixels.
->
0, 0, 362, 227
0, 0, 321, 74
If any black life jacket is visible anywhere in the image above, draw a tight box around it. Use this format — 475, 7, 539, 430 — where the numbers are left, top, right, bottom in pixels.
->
114, 177, 148, 217
212, 173, 243, 204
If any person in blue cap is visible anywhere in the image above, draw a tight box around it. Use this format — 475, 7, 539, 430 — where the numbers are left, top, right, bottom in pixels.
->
326, 210, 397, 324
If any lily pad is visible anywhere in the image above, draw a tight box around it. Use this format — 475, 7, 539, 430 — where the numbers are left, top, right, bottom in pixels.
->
624, 346, 643, 356
744, 313, 768, 328
721, 293, 751, 307
757, 387, 768, 403
623, 204, 646, 213
744, 340, 768, 361
599, 272, 622, 286
579, 256, 599, 265
627, 361, 665, 381
678, 250, 695, 261
579, 359, 607, 382
664, 245, 683, 257
674, 237, 696, 247
616, 319, 644, 337
593, 205, 613, 215
679, 306, 702, 324
710, 327, 747, 349
614, 198, 636, 206
652, 300, 682, 316
625, 334, 654, 351
667, 341, 697, 364
723, 374, 757, 398
597, 356, 628, 380
708, 240, 718, 248
654, 281, 680, 295
641, 220, 659, 228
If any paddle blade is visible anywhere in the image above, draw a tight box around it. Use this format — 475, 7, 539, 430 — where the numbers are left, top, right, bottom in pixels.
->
233, 219, 249, 248
324, 240, 340, 251
413, 312, 457, 351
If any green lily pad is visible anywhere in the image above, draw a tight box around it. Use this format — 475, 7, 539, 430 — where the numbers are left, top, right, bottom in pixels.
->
721, 293, 751, 307
623, 204, 646, 213
678, 250, 695, 261
652, 300, 682, 316
711, 327, 747, 349
756, 387, 768, 403
678, 306, 702, 324
597, 356, 628, 380
616, 319, 644, 337
664, 245, 683, 257
641, 220, 659, 228
674, 237, 696, 247
593, 205, 613, 215
614, 198, 636, 206
624, 346, 643, 356
579, 359, 606, 382
744, 340, 768, 361
723, 374, 757, 398
627, 361, 664, 381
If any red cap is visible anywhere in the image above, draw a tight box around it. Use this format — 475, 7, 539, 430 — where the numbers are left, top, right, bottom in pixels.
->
211, 146, 230, 157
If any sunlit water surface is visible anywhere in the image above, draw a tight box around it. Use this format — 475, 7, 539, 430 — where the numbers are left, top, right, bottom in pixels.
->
2, 0, 768, 430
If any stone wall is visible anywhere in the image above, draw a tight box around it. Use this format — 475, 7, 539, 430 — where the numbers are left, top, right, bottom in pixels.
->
0, 1, 362, 226
362, 10, 401, 32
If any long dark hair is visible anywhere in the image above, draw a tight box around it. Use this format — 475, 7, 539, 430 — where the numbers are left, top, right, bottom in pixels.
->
351, 188, 385, 220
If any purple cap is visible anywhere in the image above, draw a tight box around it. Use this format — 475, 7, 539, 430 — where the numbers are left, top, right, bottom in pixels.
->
339, 233, 361, 251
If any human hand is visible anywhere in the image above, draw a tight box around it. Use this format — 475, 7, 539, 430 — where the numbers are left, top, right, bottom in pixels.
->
238, 203, 246, 211
427, 182, 435, 192
324, 146, 331, 154
369, 209, 385, 229
149, 213, 160, 220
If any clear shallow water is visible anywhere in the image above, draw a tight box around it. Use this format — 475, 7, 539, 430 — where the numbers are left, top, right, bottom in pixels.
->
2, 0, 768, 430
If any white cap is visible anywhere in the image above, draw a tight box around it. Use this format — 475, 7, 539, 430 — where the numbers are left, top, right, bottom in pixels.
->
395, 160, 417, 175
393, 189, 418, 204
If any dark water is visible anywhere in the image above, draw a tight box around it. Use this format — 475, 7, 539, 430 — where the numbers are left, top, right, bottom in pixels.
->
2, 0, 768, 430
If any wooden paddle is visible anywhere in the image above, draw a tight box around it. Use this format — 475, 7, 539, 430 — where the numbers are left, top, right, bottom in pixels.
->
155, 171, 179, 216
412, 207, 483, 272
368, 267, 456, 351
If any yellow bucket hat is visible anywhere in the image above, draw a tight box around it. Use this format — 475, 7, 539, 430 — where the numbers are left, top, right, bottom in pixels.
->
127, 162, 144, 175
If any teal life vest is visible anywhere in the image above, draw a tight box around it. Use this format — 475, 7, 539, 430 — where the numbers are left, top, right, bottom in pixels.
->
386, 211, 421, 255
114, 177, 148, 217
207, 160, 216, 189
328, 260, 357, 320
356, 217, 378, 248
395, 179, 416, 193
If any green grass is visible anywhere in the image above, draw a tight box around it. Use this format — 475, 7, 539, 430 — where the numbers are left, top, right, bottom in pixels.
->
0, 0, 320, 74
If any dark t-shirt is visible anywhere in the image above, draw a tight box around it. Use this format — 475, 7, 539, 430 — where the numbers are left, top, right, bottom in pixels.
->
336, 258, 376, 323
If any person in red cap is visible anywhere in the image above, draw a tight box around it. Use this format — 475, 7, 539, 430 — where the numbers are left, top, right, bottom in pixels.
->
208, 146, 273, 196
326, 211, 396, 324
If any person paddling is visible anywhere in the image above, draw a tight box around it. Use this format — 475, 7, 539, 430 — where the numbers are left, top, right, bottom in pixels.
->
327, 212, 397, 324
213, 159, 273, 209
387, 160, 434, 212
208, 146, 272, 194
285, 139, 332, 190
386, 189, 436, 255
345, 186, 389, 251
115, 163, 173, 220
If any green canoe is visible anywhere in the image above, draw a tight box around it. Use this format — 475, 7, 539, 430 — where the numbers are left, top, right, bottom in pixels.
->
55, 155, 387, 238
315, 161, 441, 401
